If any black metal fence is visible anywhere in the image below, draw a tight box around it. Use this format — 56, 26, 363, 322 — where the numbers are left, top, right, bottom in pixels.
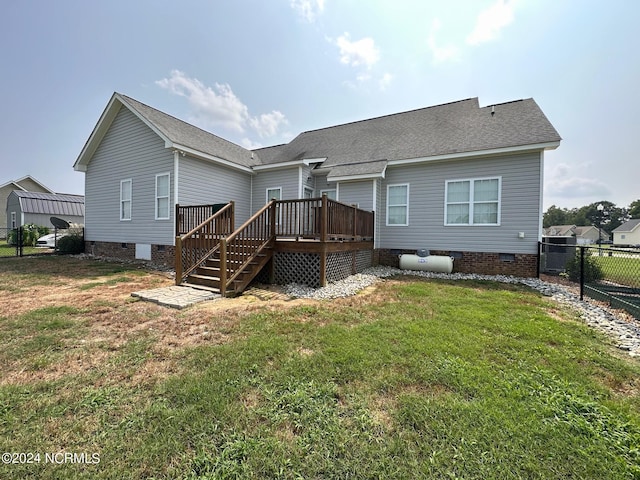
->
0, 227, 84, 258
539, 241, 640, 319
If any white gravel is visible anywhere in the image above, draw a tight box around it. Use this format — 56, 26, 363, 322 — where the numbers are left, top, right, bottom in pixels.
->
283, 266, 640, 357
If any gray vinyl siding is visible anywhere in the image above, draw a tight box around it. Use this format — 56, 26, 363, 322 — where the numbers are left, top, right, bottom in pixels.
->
337, 180, 374, 210
178, 156, 252, 228
314, 174, 337, 197
251, 167, 300, 211
379, 152, 542, 254
84, 107, 175, 245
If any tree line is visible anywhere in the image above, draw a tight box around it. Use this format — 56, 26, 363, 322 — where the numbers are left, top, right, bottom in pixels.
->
543, 199, 640, 234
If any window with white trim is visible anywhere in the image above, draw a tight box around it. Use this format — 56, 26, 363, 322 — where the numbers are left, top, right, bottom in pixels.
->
320, 189, 336, 200
445, 177, 501, 225
120, 179, 132, 221
266, 187, 282, 202
387, 184, 409, 226
155, 173, 170, 220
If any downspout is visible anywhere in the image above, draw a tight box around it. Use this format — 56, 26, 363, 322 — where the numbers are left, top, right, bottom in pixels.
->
173, 150, 180, 245
298, 166, 303, 198
538, 150, 544, 242
372, 179, 378, 249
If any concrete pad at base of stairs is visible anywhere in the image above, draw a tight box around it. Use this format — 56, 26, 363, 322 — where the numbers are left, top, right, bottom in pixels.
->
131, 285, 219, 309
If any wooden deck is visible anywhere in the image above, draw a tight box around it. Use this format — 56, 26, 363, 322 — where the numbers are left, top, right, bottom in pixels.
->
175, 197, 375, 295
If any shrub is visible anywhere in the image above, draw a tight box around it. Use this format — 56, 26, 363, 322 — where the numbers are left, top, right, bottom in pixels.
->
56, 234, 85, 254
564, 250, 604, 283
7, 225, 49, 246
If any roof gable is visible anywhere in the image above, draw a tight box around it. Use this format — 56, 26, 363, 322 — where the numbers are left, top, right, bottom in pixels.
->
613, 219, 640, 233
74, 93, 258, 173
0, 176, 54, 193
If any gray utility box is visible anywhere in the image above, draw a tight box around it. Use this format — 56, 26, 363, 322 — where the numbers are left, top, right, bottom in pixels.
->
541, 236, 576, 273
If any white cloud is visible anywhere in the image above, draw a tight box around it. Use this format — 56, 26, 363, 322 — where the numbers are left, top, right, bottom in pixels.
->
156, 70, 287, 139
467, 0, 516, 45
334, 33, 380, 69
249, 111, 288, 138
379, 72, 393, 91
290, 0, 325, 22
545, 162, 611, 199
240, 138, 264, 150
428, 19, 460, 63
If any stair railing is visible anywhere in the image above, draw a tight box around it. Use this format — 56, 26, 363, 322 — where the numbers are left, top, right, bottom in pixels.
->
219, 200, 276, 296
175, 202, 234, 285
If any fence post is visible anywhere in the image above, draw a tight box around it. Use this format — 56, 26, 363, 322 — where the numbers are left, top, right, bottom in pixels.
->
17, 227, 24, 257
579, 246, 585, 301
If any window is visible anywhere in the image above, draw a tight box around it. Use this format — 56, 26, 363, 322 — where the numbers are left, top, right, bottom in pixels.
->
155, 173, 170, 220
320, 189, 336, 200
445, 177, 500, 225
266, 187, 282, 202
303, 187, 314, 199
10, 212, 16, 229
120, 179, 132, 221
387, 184, 409, 226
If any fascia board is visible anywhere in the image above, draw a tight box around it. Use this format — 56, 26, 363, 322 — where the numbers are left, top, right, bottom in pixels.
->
327, 172, 386, 182
74, 94, 124, 171
172, 144, 254, 174
252, 160, 307, 171
387, 142, 561, 167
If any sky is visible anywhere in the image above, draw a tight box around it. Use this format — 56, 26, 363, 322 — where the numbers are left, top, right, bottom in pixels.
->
1, 0, 638, 211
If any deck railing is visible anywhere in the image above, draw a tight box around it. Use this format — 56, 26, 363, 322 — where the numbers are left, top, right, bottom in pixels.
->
220, 200, 276, 293
175, 202, 234, 284
273, 196, 374, 241
176, 203, 229, 236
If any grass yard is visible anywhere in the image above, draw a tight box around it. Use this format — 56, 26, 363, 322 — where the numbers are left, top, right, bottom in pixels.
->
0, 256, 639, 479
0, 243, 43, 257
593, 254, 640, 287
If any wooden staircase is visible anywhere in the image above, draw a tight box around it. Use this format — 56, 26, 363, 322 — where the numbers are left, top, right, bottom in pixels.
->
183, 248, 272, 296
176, 200, 277, 297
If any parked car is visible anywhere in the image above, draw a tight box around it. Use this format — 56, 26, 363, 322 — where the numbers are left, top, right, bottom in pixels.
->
36, 231, 69, 248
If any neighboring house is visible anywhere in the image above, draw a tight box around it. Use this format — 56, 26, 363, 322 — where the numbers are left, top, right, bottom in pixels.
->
73, 93, 561, 279
0, 176, 53, 233
544, 225, 610, 244
613, 219, 640, 246
6, 191, 85, 230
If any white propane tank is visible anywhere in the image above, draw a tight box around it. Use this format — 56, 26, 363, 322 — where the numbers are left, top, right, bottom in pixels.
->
399, 254, 454, 273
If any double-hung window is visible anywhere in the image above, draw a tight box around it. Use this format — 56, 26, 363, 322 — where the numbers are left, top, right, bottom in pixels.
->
445, 177, 501, 225
387, 184, 409, 226
155, 173, 170, 220
120, 179, 132, 221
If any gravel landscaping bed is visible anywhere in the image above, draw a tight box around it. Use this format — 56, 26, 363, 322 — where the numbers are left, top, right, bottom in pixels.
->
284, 266, 640, 357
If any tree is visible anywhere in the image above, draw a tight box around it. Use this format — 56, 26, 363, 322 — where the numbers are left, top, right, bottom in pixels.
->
543, 205, 570, 228
629, 199, 640, 219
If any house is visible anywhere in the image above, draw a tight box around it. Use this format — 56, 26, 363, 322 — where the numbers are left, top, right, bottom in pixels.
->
0, 176, 54, 234
613, 219, 640, 246
544, 224, 610, 244
5, 191, 85, 230
73, 93, 561, 292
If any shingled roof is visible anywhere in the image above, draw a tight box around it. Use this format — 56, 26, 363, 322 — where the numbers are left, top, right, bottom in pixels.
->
254, 98, 561, 171
75, 94, 560, 176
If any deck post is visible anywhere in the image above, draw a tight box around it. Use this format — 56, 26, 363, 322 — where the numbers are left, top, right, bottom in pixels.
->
320, 245, 327, 287
230, 200, 235, 233
352, 204, 357, 240
220, 240, 228, 297
320, 194, 328, 242
175, 236, 183, 285
175, 204, 180, 236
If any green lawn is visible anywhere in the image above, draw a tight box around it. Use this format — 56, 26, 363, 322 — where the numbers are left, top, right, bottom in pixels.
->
1, 258, 639, 479
0, 243, 44, 257
593, 254, 640, 287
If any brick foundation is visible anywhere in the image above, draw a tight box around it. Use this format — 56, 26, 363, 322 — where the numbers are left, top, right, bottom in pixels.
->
85, 241, 175, 268
376, 248, 538, 278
